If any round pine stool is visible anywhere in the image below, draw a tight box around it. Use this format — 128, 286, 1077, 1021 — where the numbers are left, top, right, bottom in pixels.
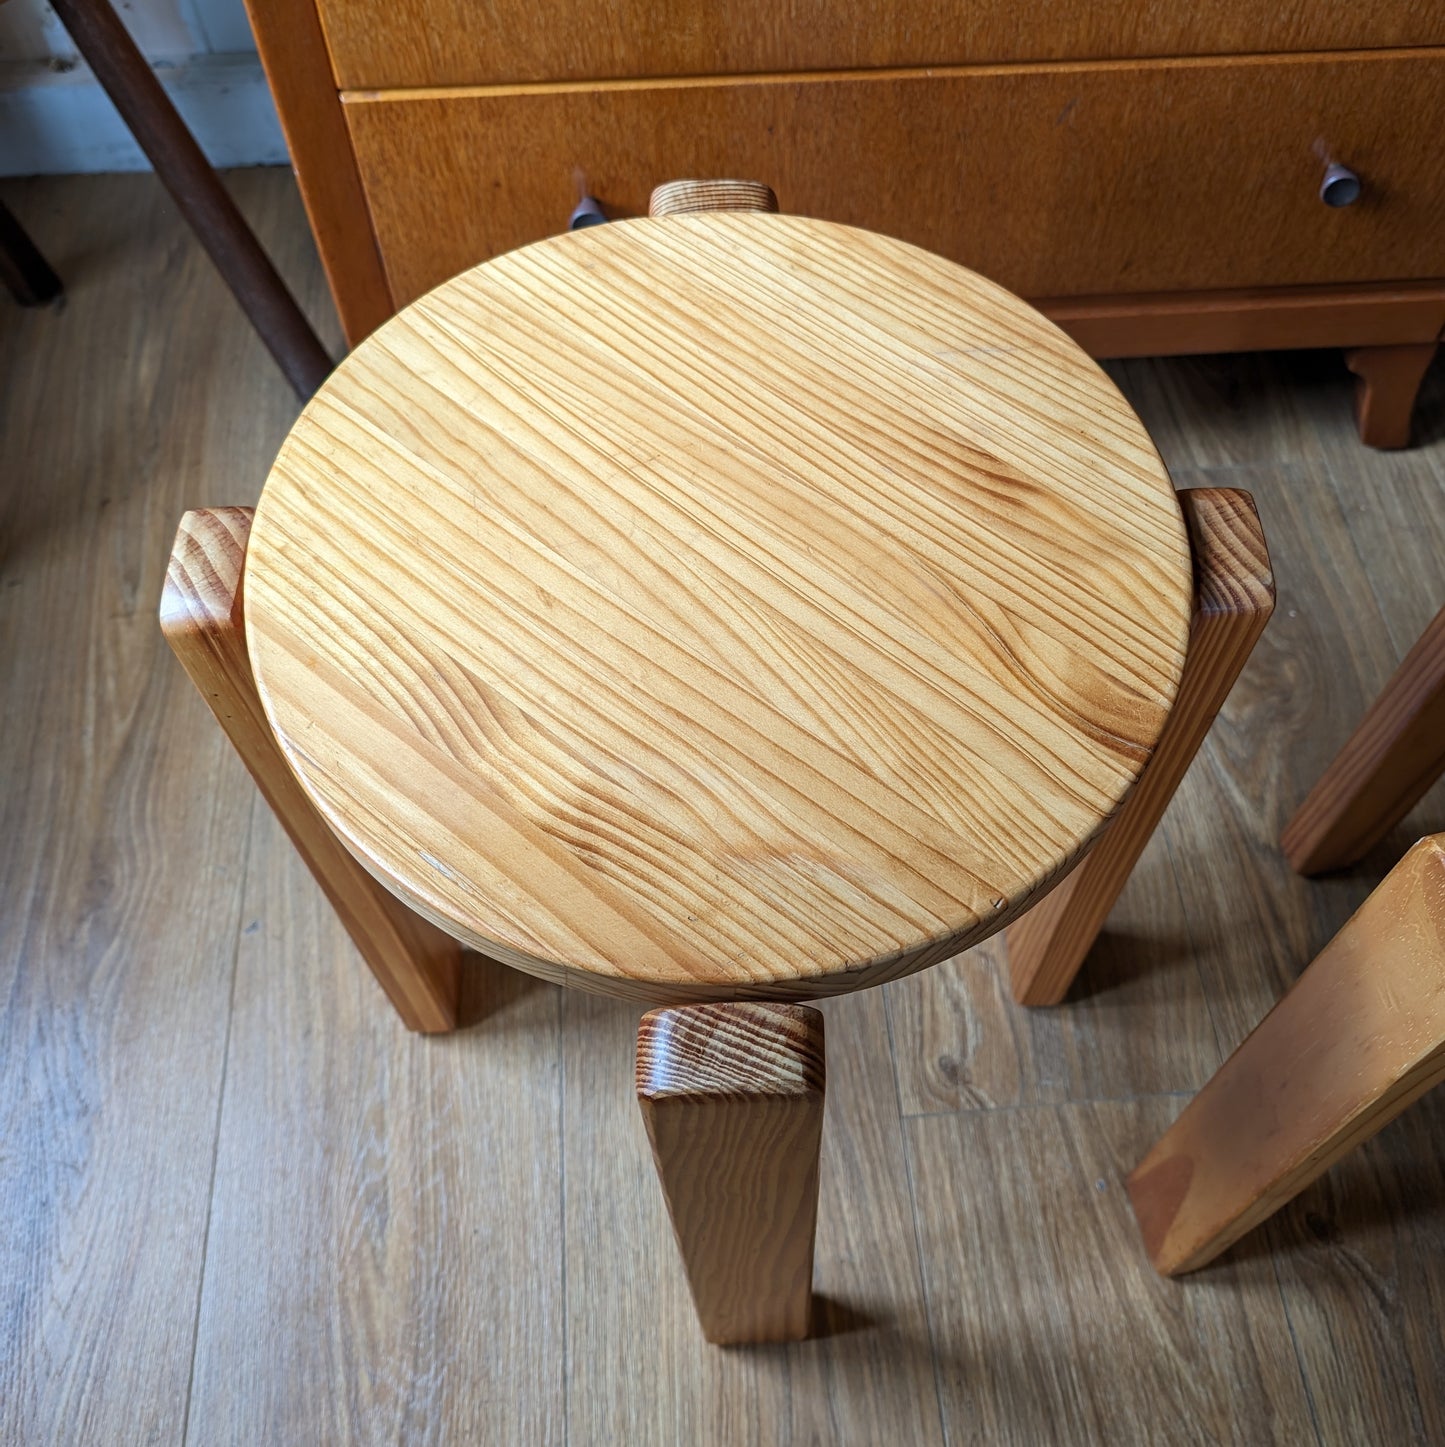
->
161, 182, 1274, 1346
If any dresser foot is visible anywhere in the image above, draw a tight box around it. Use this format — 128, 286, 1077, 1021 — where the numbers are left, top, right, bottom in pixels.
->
1344, 342, 1436, 449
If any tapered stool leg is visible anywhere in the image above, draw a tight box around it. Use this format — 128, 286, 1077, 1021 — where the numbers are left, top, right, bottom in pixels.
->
1283, 605, 1445, 875
637, 1002, 824, 1344
649, 180, 779, 217
1128, 833, 1445, 1275
161, 507, 462, 1032
1008, 488, 1276, 1005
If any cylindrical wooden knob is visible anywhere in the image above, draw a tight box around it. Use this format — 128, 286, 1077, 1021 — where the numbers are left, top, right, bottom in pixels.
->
649, 180, 779, 217
1320, 163, 1362, 208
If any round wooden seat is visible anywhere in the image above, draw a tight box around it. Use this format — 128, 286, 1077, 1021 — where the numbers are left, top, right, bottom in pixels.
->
244, 213, 1193, 1002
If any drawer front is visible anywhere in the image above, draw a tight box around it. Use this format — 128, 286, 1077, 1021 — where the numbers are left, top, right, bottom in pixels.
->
319, 0, 1445, 89
345, 53, 1445, 309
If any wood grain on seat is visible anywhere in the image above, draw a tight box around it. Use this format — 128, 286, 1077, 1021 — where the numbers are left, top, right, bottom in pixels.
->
243, 213, 1194, 1000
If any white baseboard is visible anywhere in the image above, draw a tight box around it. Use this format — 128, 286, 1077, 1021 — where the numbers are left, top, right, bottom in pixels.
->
0, 52, 288, 176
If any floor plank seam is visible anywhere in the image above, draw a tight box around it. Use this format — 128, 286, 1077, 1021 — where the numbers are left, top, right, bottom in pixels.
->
1157, 813, 1233, 1072
882, 988, 953, 1447
558, 987, 569, 1447
899, 1090, 1194, 1121
1270, 1248, 1328, 1447
179, 792, 260, 1447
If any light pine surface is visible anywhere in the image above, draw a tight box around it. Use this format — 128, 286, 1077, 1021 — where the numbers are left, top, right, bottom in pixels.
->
1008, 488, 1276, 1005
244, 211, 1193, 1001
160, 507, 463, 1032
637, 1002, 825, 1343
1129, 834, 1445, 1276
3, 169, 1445, 1445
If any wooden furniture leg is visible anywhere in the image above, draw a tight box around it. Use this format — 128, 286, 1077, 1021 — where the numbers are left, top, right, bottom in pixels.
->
636, 1002, 824, 1344
1128, 833, 1445, 1275
0, 198, 63, 307
1008, 488, 1275, 1006
46, 0, 333, 400
1344, 342, 1437, 449
649, 180, 779, 217
161, 507, 461, 1032
1283, 606, 1445, 875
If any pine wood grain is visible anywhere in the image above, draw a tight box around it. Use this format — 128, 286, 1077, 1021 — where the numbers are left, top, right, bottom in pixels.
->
1283, 605, 1445, 874
1008, 489, 1276, 1005
637, 1002, 825, 1344
1129, 834, 1445, 1276
161, 507, 462, 1032
341, 52, 1445, 310
649, 178, 778, 216
314, 0, 1445, 88
244, 212, 1193, 1001
1149, 466, 1406, 1050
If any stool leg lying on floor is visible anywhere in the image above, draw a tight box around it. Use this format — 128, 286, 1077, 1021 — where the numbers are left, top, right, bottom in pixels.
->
1128, 833, 1445, 1276
1007, 488, 1276, 1005
160, 507, 462, 1032
637, 1002, 825, 1344
1282, 604, 1445, 875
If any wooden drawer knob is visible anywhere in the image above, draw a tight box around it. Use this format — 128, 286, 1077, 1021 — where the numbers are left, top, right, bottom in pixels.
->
1320, 163, 1362, 208
649, 179, 779, 217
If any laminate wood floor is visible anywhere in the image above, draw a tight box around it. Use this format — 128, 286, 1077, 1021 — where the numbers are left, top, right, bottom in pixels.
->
2, 170, 1442, 1447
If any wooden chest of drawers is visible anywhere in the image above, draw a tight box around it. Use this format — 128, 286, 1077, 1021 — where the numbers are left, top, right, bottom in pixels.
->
243, 0, 1445, 445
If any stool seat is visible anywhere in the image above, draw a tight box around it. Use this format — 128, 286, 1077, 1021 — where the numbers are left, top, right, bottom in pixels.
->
244, 213, 1193, 1001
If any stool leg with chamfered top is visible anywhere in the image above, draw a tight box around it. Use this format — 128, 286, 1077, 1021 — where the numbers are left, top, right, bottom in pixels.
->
160, 507, 462, 1032
636, 1002, 825, 1345
1006, 488, 1276, 1006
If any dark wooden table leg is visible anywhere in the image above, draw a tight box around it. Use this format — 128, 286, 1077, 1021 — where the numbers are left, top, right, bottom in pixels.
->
0, 198, 63, 307
46, 0, 334, 400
